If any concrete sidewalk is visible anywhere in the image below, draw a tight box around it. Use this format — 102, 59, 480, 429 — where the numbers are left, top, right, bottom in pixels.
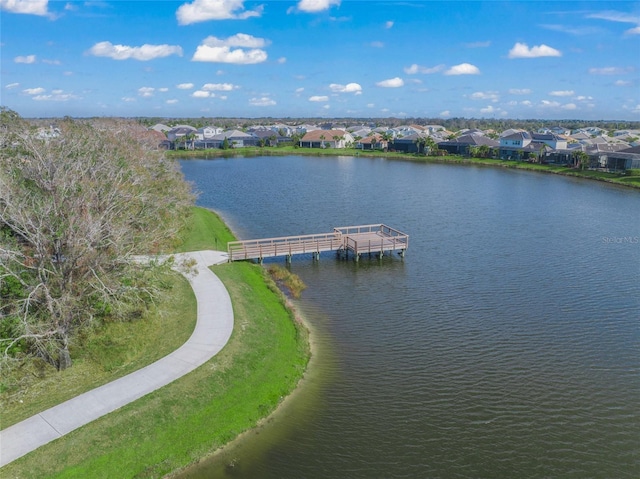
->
0, 250, 233, 468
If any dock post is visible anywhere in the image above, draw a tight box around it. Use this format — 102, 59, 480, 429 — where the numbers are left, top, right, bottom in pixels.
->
286, 254, 292, 264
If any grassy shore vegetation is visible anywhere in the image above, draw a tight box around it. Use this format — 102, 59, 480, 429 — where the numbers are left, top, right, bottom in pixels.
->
169, 146, 640, 189
2, 207, 310, 478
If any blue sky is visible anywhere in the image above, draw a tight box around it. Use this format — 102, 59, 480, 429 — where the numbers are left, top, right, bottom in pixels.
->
2, 0, 639, 119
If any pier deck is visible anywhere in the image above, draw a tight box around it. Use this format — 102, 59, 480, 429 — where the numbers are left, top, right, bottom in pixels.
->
227, 224, 408, 262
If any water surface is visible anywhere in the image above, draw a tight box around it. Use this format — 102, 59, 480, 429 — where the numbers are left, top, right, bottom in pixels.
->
179, 156, 639, 478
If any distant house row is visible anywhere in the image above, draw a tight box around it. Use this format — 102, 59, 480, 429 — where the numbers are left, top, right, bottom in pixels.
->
151, 123, 640, 171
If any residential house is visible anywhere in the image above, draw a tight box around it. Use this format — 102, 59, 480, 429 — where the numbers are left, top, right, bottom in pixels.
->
150, 123, 171, 133
531, 133, 568, 150
299, 129, 354, 148
166, 126, 198, 149
389, 132, 427, 153
210, 129, 258, 148
356, 134, 388, 151
438, 134, 499, 155
498, 131, 537, 160
251, 129, 288, 146
589, 145, 640, 171
196, 126, 223, 140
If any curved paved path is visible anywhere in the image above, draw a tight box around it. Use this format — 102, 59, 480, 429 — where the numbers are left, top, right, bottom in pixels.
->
0, 251, 232, 468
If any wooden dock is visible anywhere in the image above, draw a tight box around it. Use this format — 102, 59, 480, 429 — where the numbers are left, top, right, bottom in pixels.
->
227, 224, 408, 262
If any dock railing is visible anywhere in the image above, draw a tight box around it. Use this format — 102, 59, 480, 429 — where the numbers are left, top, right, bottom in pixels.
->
228, 231, 343, 261
227, 224, 408, 262
336, 224, 409, 257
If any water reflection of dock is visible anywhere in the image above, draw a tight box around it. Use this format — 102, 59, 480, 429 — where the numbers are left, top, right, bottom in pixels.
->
227, 224, 409, 263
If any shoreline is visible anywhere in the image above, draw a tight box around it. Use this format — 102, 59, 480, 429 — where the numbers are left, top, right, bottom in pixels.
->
0, 208, 313, 477
169, 294, 321, 478
170, 148, 640, 190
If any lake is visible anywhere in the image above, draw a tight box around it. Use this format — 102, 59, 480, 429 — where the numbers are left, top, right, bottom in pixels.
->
178, 156, 639, 479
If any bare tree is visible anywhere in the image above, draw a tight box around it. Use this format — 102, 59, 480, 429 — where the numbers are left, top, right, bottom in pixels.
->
0, 110, 194, 369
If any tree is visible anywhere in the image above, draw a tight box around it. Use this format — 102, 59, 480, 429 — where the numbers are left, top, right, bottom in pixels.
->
0, 110, 194, 369
572, 150, 590, 170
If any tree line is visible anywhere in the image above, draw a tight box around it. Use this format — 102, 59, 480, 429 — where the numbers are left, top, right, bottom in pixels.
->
0, 109, 194, 370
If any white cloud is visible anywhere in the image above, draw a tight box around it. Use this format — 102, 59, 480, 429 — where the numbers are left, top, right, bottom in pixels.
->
588, 66, 632, 75
539, 24, 601, 36
329, 82, 362, 94
33, 92, 80, 102
541, 100, 561, 108
42, 59, 61, 65
444, 63, 480, 75
14, 54, 36, 64
586, 11, 640, 25
480, 105, 498, 114
295, 87, 304, 94
384, 20, 394, 29
203, 33, 269, 48
615, 80, 632, 86
158, 87, 169, 92
23, 87, 45, 95
176, 0, 263, 25
177, 82, 195, 89
166, 99, 179, 104
549, 90, 574, 97
376, 77, 404, 88
296, 0, 340, 13
309, 95, 329, 102
89, 41, 183, 61
439, 110, 451, 117
138, 87, 155, 97
0, 0, 49, 16
192, 34, 268, 64
470, 91, 499, 102
562, 103, 577, 110
508, 42, 561, 59
404, 63, 444, 74
509, 88, 532, 95
370, 41, 384, 48
626, 26, 640, 35
192, 90, 211, 98
521, 100, 533, 106
249, 96, 276, 106
202, 82, 238, 91
277, 57, 287, 64
6, 82, 20, 89
122, 97, 136, 102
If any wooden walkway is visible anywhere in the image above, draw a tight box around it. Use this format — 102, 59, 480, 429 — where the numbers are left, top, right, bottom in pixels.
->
227, 224, 408, 262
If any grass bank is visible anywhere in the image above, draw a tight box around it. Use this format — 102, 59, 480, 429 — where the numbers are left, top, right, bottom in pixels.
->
2, 207, 310, 478
170, 147, 640, 190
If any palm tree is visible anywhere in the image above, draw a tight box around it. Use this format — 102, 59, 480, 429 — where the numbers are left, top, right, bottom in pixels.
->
319, 134, 326, 149
572, 150, 590, 170
414, 136, 428, 155
424, 136, 437, 156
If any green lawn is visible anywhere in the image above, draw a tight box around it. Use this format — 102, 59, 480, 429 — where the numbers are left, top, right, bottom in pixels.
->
1, 207, 310, 478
